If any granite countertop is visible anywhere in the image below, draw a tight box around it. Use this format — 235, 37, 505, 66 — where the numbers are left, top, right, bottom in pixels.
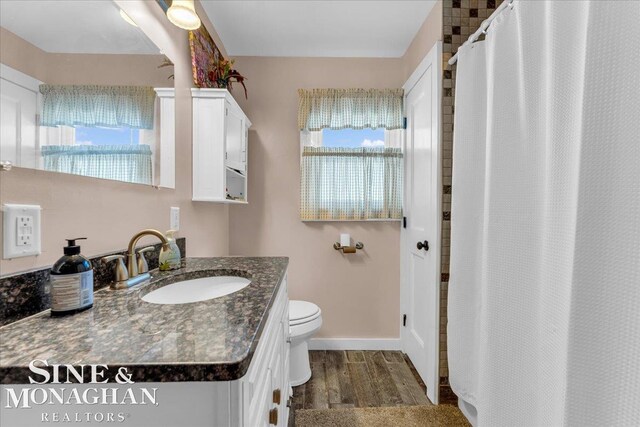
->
0, 257, 288, 384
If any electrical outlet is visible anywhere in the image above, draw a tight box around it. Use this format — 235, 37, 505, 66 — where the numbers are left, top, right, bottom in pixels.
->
17, 216, 34, 246
170, 207, 180, 231
3, 204, 41, 259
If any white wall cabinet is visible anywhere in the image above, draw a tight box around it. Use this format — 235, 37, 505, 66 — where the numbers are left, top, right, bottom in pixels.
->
192, 88, 251, 203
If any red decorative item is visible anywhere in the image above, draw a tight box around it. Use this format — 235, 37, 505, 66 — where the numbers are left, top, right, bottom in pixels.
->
207, 58, 248, 99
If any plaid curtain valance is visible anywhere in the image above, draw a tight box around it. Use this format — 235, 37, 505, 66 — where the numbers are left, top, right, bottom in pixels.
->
40, 85, 156, 130
298, 88, 404, 131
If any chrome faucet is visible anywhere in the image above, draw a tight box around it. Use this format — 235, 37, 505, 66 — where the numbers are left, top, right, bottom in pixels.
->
102, 229, 170, 289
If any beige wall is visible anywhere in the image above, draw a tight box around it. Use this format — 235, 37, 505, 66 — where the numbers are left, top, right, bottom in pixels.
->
45, 53, 170, 86
228, 2, 442, 340
229, 57, 403, 339
0, 27, 171, 86
0, 1, 229, 275
403, 0, 443, 80
0, 27, 47, 82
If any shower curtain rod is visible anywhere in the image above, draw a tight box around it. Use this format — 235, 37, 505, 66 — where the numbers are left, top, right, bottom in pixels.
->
448, 0, 514, 65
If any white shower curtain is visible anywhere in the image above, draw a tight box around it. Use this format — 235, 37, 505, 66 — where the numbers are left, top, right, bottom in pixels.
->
448, 1, 640, 426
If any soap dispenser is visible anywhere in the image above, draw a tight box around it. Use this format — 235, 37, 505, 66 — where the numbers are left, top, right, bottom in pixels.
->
159, 230, 181, 271
50, 238, 94, 316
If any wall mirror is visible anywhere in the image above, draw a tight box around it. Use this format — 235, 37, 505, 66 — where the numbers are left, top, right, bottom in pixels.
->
0, 0, 175, 187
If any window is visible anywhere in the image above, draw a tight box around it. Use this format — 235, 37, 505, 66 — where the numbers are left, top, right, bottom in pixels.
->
322, 128, 385, 148
298, 88, 404, 221
74, 127, 140, 146
300, 128, 403, 221
39, 125, 155, 185
38, 85, 156, 185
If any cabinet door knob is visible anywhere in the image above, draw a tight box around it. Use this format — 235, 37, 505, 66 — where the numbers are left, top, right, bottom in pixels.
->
273, 388, 281, 404
269, 408, 278, 425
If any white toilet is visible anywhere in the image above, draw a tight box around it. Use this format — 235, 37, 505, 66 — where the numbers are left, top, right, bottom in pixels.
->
289, 300, 322, 386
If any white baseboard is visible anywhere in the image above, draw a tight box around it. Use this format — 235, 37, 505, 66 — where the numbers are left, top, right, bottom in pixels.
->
308, 338, 402, 351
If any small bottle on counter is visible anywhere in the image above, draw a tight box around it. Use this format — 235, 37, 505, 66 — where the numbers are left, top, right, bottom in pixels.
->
50, 238, 94, 316
159, 230, 181, 271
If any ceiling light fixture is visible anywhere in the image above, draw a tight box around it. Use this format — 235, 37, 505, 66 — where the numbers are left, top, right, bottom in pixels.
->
166, 0, 201, 31
119, 9, 138, 27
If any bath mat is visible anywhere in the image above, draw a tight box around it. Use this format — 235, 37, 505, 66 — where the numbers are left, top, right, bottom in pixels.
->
295, 404, 471, 427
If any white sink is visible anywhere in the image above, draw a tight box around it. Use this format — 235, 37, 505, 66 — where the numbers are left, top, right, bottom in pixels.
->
141, 276, 251, 305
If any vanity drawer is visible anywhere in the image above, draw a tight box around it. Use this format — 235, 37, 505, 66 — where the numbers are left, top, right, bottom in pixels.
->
244, 274, 288, 426
248, 319, 284, 426
246, 275, 287, 385
268, 322, 285, 426
249, 329, 285, 426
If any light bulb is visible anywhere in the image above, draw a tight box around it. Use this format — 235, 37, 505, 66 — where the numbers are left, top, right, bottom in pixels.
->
167, 0, 201, 30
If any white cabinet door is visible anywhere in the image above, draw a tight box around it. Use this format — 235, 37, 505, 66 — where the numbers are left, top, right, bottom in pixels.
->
0, 78, 37, 169
225, 102, 246, 172
270, 322, 285, 427
192, 97, 226, 201
242, 124, 248, 163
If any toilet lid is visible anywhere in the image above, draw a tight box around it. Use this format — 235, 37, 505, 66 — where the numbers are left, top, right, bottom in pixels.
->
289, 300, 320, 324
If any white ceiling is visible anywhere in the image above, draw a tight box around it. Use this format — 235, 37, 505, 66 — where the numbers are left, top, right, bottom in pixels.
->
201, 1, 437, 57
0, 1, 160, 55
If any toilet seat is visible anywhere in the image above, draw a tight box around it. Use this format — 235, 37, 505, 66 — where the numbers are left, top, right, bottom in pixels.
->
289, 300, 321, 326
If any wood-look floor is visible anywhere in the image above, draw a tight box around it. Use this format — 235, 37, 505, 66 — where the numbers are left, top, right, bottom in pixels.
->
291, 350, 432, 412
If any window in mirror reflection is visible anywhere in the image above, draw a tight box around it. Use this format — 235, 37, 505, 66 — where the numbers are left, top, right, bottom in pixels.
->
74, 127, 141, 146
40, 125, 155, 186
0, 0, 173, 187
38, 85, 157, 185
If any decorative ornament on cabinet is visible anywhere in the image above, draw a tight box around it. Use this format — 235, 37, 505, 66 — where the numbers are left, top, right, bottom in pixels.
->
207, 57, 248, 99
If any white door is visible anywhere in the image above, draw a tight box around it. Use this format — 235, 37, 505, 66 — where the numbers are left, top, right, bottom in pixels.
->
400, 42, 442, 404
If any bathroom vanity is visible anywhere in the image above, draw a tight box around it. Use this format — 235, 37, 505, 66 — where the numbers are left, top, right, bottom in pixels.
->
0, 257, 290, 427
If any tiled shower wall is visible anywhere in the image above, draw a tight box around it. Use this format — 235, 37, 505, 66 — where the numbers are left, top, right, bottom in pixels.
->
440, 0, 503, 381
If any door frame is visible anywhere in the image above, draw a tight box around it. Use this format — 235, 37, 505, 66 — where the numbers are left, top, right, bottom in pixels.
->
400, 41, 443, 403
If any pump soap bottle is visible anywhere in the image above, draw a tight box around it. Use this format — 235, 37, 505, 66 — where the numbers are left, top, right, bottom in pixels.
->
159, 230, 181, 271
50, 238, 94, 316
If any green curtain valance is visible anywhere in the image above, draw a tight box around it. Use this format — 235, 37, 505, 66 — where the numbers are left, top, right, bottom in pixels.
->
40, 85, 156, 129
298, 88, 404, 131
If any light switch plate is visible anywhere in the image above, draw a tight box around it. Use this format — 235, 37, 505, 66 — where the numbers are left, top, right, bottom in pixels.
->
3, 204, 41, 259
170, 206, 180, 231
